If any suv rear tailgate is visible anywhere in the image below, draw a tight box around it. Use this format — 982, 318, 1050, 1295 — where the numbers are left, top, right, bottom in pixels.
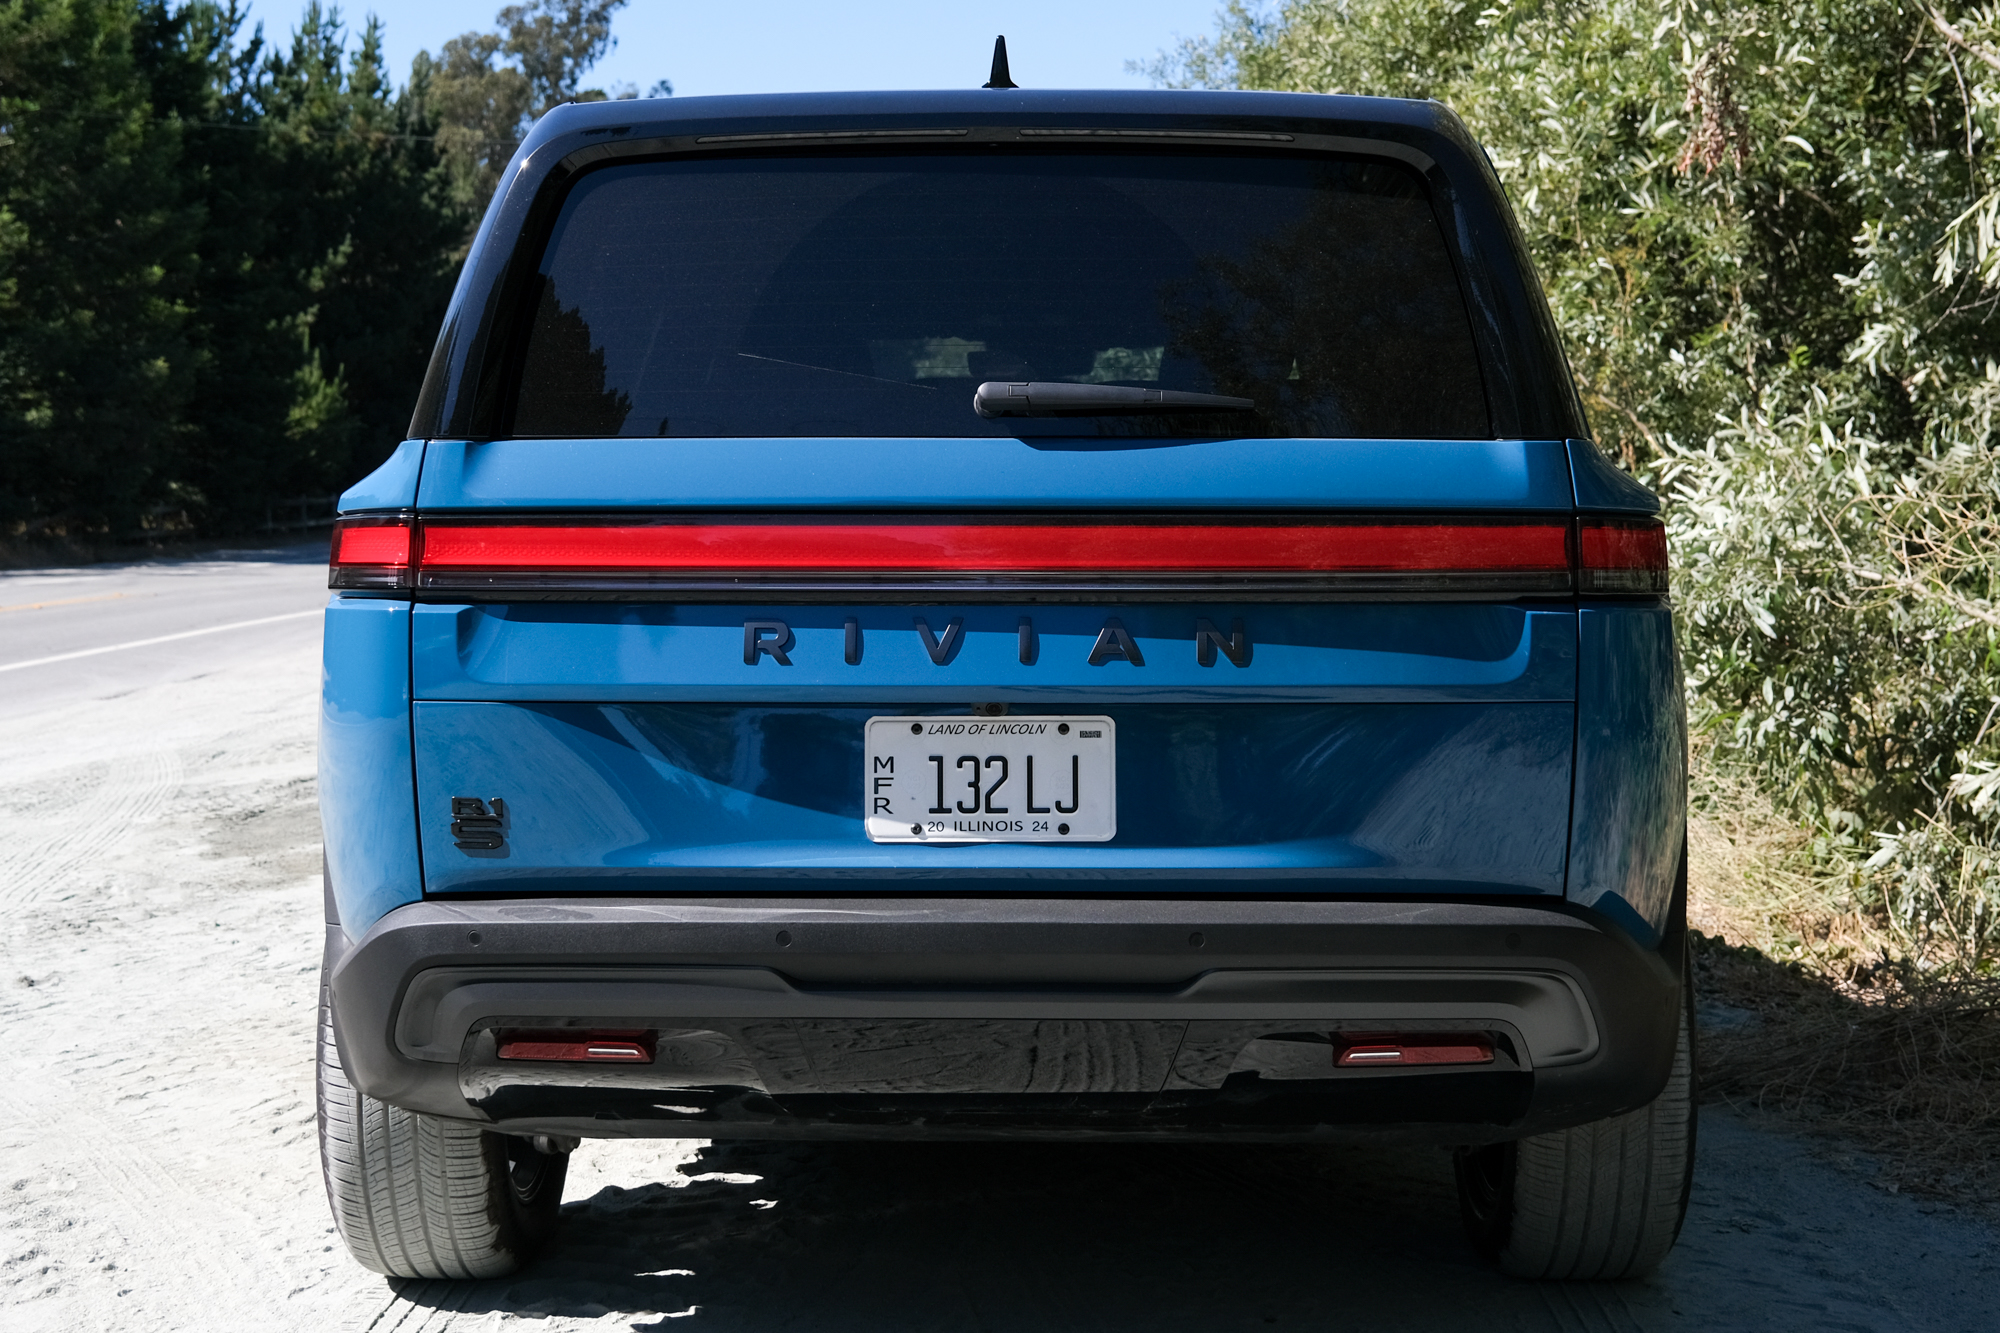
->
405, 435, 1578, 900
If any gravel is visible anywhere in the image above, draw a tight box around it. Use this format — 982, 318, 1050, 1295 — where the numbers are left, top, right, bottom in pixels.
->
1, 552, 1994, 1332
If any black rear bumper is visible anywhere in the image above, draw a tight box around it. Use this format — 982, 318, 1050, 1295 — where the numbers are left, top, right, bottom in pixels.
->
324, 894, 1682, 1143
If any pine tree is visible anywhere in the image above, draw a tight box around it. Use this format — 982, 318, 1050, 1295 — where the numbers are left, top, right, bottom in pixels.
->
0, 0, 200, 535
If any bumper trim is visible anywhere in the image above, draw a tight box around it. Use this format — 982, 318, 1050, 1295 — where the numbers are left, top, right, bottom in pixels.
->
397, 965, 1597, 1069
327, 895, 1678, 1141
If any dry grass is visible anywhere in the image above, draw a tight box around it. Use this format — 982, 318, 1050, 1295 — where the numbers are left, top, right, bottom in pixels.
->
1694, 935, 2000, 1199
1686, 758, 1888, 974
1687, 752, 2000, 1202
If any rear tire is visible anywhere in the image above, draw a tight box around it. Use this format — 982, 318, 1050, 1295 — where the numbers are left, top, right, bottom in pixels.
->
316, 990, 569, 1278
1454, 963, 1695, 1280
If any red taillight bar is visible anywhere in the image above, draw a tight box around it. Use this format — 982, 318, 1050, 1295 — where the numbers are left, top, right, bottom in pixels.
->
419, 521, 1569, 573
328, 515, 1667, 599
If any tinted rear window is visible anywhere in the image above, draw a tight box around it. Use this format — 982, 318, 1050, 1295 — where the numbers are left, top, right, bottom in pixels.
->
511, 151, 1490, 440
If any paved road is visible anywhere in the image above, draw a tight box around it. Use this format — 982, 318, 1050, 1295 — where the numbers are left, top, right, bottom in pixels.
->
0, 543, 330, 720
0, 548, 1995, 1331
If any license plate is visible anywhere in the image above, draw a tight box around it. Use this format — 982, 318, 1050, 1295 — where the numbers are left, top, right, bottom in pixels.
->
863, 716, 1116, 843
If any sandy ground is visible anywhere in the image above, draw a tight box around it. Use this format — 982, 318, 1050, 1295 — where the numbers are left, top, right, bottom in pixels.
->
0, 548, 1995, 1332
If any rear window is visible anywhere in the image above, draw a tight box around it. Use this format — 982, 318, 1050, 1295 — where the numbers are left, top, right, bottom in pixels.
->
510, 150, 1490, 440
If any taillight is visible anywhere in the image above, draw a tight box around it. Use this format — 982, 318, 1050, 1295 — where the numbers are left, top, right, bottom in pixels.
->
416, 521, 1569, 571
1577, 517, 1669, 595
328, 517, 415, 590
326, 515, 1671, 599
396, 518, 1576, 598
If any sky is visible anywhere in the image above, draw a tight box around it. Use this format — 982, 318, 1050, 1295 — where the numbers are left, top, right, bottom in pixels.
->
233, 1, 1235, 99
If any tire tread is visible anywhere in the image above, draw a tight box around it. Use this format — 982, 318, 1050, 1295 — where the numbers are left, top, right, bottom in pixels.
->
316, 993, 539, 1279
1495, 998, 1695, 1280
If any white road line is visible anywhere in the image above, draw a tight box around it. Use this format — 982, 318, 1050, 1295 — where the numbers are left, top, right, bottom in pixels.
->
0, 608, 319, 673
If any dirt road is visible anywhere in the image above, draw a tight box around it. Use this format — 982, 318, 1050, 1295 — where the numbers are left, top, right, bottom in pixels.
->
1, 548, 1993, 1331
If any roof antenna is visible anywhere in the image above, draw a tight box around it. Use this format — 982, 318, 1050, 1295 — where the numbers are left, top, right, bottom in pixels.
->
983, 35, 1019, 89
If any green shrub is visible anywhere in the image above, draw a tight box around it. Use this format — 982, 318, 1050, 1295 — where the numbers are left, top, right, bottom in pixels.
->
1148, 0, 2000, 968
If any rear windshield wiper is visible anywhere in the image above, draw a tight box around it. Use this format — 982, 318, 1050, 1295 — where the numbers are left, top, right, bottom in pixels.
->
973, 381, 1256, 418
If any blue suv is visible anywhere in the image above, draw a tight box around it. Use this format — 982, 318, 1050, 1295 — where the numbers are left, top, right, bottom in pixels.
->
317, 86, 1690, 1283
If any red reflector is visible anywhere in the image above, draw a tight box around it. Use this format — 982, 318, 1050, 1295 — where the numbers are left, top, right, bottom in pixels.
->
495, 1029, 656, 1063
330, 520, 412, 567
417, 522, 1571, 572
1335, 1033, 1495, 1067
